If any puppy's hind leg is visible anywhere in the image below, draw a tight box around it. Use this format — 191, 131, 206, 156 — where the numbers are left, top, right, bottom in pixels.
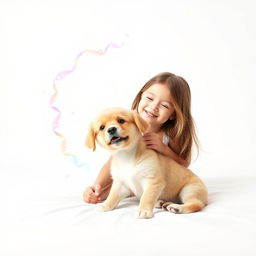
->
164, 183, 208, 214
164, 199, 204, 214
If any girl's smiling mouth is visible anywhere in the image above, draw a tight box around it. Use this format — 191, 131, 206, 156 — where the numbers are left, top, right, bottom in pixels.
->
144, 109, 158, 118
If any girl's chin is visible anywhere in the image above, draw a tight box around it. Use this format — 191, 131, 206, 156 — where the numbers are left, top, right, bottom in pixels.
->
141, 114, 157, 125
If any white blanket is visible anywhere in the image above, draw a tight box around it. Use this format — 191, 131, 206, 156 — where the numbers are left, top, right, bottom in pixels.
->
1, 160, 256, 256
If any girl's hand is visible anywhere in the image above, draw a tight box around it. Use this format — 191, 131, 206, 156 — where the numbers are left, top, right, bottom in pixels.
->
83, 184, 111, 204
83, 184, 102, 204
142, 132, 167, 155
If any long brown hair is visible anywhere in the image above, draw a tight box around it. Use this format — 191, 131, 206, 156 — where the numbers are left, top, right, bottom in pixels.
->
131, 72, 199, 162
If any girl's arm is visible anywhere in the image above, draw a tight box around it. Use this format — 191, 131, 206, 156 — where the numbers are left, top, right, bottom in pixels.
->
94, 157, 113, 190
162, 145, 190, 167
83, 157, 112, 203
142, 133, 190, 167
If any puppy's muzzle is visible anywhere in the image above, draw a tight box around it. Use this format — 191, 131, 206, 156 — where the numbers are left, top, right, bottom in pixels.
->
107, 127, 117, 135
107, 126, 128, 145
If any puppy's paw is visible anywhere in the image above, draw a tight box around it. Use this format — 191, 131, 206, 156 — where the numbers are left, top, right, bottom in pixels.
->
163, 203, 182, 214
135, 208, 154, 219
95, 203, 112, 212
155, 200, 165, 208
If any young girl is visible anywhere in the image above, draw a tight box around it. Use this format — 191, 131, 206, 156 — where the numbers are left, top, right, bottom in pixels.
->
83, 72, 199, 204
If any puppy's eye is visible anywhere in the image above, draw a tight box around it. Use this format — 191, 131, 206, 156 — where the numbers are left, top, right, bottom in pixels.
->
99, 125, 105, 131
118, 119, 125, 124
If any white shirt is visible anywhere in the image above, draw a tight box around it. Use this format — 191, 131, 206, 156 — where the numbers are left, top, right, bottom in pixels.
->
162, 133, 170, 145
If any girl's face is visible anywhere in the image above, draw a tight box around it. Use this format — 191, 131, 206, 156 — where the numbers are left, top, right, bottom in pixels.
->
137, 83, 175, 132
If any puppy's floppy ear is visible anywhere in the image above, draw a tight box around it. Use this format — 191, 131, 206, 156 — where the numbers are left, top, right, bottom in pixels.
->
85, 125, 96, 151
132, 110, 148, 133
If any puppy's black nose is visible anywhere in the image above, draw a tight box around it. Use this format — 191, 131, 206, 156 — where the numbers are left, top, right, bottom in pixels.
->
107, 127, 117, 135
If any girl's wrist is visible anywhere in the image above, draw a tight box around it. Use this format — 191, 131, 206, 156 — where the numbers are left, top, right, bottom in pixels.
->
161, 143, 171, 156
94, 180, 112, 191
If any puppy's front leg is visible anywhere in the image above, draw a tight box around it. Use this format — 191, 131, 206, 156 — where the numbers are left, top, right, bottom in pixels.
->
136, 178, 164, 219
96, 180, 131, 212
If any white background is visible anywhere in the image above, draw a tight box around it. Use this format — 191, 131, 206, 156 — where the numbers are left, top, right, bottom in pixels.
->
1, 0, 256, 175
1, 0, 256, 255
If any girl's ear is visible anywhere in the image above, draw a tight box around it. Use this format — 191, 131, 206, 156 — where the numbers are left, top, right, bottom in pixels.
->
132, 110, 148, 133
85, 126, 96, 151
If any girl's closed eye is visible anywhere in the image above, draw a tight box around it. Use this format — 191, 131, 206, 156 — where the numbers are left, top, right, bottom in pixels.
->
146, 96, 153, 101
161, 104, 169, 109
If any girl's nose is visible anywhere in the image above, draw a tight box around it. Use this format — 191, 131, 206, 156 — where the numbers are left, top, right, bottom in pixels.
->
149, 101, 159, 112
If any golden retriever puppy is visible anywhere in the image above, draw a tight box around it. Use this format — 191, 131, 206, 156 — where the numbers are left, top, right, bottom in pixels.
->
85, 107, 208, 218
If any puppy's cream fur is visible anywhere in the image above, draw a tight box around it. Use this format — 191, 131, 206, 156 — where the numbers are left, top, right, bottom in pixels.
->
85, 107, 208, 218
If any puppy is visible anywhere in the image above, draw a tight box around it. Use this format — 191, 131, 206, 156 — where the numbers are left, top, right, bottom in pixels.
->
85, 107, 208, 218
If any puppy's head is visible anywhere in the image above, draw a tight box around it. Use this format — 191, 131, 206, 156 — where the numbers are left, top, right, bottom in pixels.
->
85, 108, 147, 151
